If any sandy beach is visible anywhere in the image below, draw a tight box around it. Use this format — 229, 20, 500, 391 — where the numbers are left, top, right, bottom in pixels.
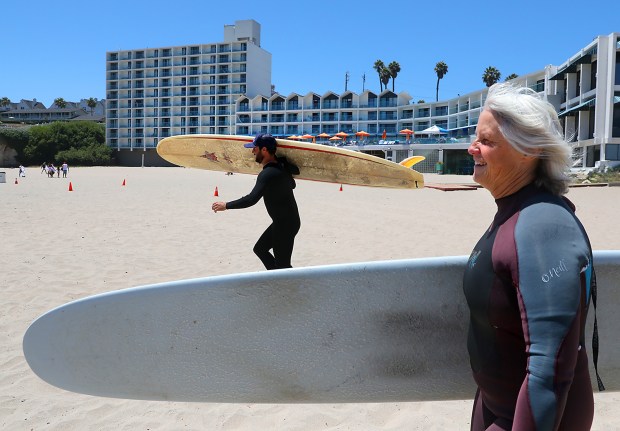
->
1, 166, 619, 430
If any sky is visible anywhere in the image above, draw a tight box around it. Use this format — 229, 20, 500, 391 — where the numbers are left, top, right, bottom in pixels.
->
2, 0, 619, 108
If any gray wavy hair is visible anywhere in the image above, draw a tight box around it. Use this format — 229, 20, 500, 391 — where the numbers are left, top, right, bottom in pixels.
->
483, 83, 572, 195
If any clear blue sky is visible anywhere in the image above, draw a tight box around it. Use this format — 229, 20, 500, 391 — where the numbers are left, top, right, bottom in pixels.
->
2, 0, 619, 107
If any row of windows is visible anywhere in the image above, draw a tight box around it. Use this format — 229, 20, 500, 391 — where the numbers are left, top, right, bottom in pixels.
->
107, 44, 248, 61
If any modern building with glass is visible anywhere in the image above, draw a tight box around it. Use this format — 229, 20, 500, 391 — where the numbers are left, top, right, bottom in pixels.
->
105, 20, 620, 174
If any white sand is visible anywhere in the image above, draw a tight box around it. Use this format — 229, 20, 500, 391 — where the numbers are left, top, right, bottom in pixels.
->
1, 166, 618, 430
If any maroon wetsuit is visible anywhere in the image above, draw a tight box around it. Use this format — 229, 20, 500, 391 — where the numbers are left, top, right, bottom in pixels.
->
463, 183, 594, 431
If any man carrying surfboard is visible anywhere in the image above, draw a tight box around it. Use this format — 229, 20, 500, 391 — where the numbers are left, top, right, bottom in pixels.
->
212, 134, 301, 270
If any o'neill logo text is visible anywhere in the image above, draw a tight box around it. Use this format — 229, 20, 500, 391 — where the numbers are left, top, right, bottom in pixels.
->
541, 259, 568, 283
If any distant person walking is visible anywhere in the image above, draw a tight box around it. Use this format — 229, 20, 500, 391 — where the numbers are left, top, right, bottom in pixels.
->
18, 165, 26, 177
212, 134, 301, 270
61, 162, 69, 178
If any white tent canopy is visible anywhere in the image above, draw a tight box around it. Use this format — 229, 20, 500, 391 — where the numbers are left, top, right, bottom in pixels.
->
419, 125, 448, 134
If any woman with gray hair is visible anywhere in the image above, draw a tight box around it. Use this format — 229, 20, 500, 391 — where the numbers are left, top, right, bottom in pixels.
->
463, 83, 600, 430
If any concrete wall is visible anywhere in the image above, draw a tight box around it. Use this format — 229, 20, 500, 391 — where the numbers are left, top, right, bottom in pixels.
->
113, 149, 175, 167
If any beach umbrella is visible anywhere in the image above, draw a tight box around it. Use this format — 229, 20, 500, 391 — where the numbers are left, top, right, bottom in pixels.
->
329, 136, 342, 141
355, 131, 370, 137
318, 132, 331, 138
288, 135, 300, 140
300, 134, 313, 140
335, 132, 348, 143
420, 125, 448, 135
399, 128, 414, 143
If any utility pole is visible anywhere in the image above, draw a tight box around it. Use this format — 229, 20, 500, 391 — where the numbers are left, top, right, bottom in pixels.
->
345, 71, 349, 92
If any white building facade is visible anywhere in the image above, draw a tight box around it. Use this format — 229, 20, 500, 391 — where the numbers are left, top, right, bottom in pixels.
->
105, 22, 620, 173
105, 20, 271, 165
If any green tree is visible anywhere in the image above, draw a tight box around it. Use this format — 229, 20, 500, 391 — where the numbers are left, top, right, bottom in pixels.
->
388, 61, 401, 92
380, 68, 391, 92
0, 97, 11, 108
505, 73, 519, 81
22, 121, 108, 165
54, 97, 67, 108
86, 97, 98, 115
434, 61, 448, 102
373, 60, 385, 91
482, 66, 501, 87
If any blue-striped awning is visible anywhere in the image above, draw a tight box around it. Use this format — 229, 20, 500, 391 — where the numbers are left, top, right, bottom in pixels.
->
558, 99, 596, 117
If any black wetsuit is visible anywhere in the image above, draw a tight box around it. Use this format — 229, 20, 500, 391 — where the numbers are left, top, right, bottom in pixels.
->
463, 183, 594, 431
226, 158, 300, 270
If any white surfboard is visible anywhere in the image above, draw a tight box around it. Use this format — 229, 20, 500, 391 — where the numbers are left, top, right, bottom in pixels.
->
23, 251, 620, 403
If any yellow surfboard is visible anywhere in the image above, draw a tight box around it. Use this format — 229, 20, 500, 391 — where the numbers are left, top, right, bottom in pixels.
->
157, 134, 423, 189
399, 155, 426, 169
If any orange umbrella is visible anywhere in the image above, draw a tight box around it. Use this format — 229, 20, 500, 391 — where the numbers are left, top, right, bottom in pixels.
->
355, 131, 370, 137
329, 136, 342, 141
335, 132, 349, 138
300, 134, 313, 140
318, 132, 331, 138
399, 128, 414, 135
288, 135, 300, 140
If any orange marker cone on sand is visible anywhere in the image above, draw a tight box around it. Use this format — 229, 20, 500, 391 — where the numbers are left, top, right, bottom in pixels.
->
122, 179, 126, 186
339, 184, 343, 192
214, 186, 219, 197
68, 182, 73, 192
14, 178, 18, 185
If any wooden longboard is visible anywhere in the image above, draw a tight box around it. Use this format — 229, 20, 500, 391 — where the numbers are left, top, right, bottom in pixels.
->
156, 134, 424, 189
23, 252, 620, 403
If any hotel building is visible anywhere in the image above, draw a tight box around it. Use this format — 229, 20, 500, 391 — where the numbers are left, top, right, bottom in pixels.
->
105, 21, 620, 174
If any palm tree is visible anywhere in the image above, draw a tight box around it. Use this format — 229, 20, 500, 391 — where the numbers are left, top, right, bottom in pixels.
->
54, 97, 67, 108
505, 73, 519, 81
86, 97, 98, 115
0, 97, 11, 108
380, 68, 391, 92
373, 60, 386, 91
388, 61, 401, 92
434, 61, 448, 101
482, 67, 501, 87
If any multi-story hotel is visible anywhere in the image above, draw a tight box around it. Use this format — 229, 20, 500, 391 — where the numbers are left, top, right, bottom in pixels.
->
105, 20, 620, 174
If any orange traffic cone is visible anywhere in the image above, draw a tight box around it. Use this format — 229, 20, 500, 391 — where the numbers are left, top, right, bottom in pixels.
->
68, 182, 73, 192
14, 178, 18, 184
339, 184, 343, 192
122, 179, 126, 186
214, 186, 219, 197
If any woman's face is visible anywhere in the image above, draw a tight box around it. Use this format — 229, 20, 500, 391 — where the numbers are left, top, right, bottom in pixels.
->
468, 110, 538, 198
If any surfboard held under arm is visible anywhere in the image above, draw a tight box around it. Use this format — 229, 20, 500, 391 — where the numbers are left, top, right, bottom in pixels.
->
156, 134, 423, 189
23, 251, 620, 403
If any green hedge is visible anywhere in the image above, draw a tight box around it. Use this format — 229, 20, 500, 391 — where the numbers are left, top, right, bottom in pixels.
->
1, 121, 112, 166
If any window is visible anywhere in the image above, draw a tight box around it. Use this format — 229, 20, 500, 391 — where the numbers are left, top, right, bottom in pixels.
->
606, 144, 620, 160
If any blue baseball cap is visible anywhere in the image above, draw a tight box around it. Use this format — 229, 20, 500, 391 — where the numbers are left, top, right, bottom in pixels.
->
244, 133, 277, 150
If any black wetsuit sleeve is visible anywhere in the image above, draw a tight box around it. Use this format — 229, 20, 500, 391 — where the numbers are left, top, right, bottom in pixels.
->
511, 202, 591, 430
278, 156, 300, 176
225, 170, 268, 209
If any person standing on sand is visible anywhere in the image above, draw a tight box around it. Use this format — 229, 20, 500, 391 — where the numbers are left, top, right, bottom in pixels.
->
61, 162, 69, 178
212, 134, 301, 270
463, 83, 600, 431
